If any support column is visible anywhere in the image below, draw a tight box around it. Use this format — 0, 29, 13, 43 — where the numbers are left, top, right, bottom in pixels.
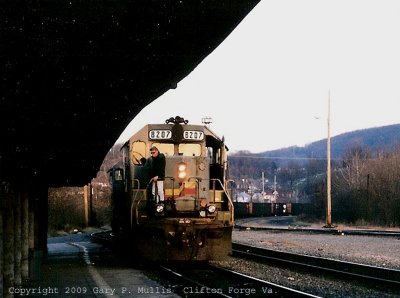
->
1, 182, 13, 298
84, 184, 89, 227
14, 194, 22, 287
29, 195, 41, 281
0, 203, 3, 298
29, 185, 47, 281
3, 205, 14, 298
28, 205, 34, 280
21, 194, 29, 280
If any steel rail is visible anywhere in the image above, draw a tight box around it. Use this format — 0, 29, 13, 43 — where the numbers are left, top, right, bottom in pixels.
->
158, 263, 321, 298
234, 225, 400, 237
159, 265, 232, 298
232, 242, 400, 290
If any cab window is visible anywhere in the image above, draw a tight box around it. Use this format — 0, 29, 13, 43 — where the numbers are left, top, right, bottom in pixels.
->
130, 141, 146, 165
179, 143, 201, 156
151, 143, 174, 157
206, 146, 221, 164
114, 169, 124, 181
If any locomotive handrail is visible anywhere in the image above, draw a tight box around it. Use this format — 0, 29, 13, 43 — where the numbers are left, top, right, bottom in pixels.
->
210, 178, 234, 223
211, 179, 217, 204
226, 179, 236, 206
164, 176, 176, 199
188, 177, 202, 209
129, 178, 141, 226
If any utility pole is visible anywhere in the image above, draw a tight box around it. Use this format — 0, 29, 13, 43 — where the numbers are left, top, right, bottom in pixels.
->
325, 91, 333, 228
262, 171, 265, 193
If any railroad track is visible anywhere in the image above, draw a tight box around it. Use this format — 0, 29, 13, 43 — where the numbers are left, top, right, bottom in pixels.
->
156, 262, 321, 298
92, 229, 400, 295
91, 232, 321, 297
232, 242, 400, 292
90, 230, 113, 243
234, 224, 400, 238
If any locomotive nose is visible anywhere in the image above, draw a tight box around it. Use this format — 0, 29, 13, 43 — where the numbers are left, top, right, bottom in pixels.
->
167, 228, 192, 247
166, 226, 204, 248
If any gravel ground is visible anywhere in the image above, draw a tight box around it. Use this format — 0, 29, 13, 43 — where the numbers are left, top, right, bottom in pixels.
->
232, 229, 400, 269
211, 218, 400, 298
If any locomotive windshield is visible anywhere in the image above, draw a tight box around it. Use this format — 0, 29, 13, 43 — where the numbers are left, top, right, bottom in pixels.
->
151, 142, 202, 157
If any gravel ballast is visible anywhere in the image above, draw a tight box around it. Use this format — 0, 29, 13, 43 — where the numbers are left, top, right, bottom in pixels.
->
211, 218, 400, 297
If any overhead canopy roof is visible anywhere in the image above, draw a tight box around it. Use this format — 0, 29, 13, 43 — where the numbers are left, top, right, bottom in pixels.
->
0, 0, 260, 187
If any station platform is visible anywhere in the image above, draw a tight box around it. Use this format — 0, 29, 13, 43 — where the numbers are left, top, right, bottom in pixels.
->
14, 231, 180, 297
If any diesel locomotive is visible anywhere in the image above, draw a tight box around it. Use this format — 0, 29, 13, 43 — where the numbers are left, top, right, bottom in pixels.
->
109, 116, 234, 261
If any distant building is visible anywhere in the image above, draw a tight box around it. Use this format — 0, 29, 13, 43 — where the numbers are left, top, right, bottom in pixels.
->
276, 190, 298, 203
250, 191, 278, 203
235, 191, 251, 202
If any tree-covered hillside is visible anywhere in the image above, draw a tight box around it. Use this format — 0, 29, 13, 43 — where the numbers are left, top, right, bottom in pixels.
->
228, 123, 400, 226
228, 123, 400, 179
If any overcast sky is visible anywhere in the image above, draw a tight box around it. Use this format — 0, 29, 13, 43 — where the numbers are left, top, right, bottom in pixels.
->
117, 0, 400, 153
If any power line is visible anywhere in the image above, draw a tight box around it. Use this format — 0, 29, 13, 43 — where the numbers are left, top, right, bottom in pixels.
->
228, 155, 342, 161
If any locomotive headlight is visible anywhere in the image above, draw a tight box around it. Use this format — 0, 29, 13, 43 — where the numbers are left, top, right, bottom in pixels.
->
156, 204, 164, 213
177, 162, 187, 180
207, 204, 216, 214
